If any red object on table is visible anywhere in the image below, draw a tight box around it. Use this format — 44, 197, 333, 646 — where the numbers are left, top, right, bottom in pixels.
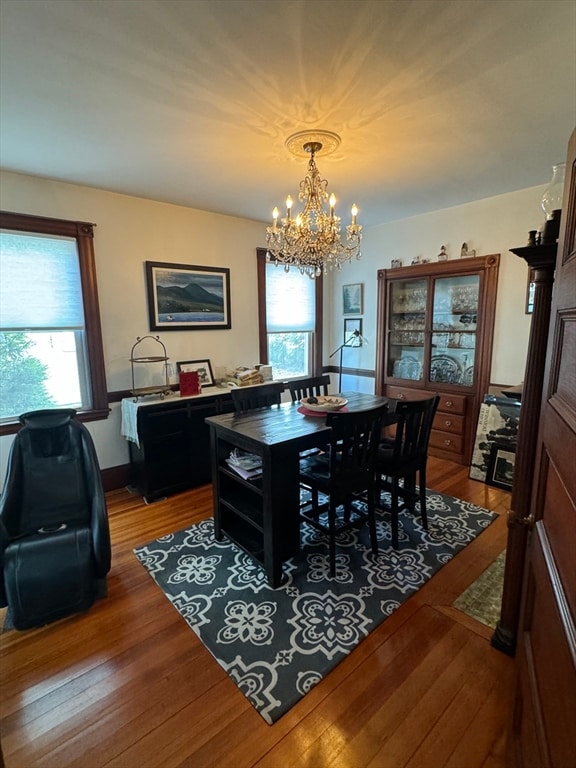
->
180, 371, 201, 396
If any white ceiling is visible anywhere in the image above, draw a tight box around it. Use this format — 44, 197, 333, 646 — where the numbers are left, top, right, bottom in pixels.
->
1, 0, 575, 228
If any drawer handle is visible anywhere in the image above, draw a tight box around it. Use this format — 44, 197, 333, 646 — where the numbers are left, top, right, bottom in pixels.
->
444, 420, 452, 427
445, 400, 453, 407
444, 439, 452, 446
398, 393, 406, 399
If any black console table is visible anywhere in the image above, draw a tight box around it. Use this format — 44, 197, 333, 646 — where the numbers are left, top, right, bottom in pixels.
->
122, 389, 234, 503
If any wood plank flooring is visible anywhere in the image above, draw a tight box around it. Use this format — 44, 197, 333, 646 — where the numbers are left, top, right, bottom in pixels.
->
0, 457, 514, 768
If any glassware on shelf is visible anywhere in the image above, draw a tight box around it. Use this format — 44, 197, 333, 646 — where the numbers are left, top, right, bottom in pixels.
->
450, 285, 479, 312
391, 330, 421, 345
391, 280, 427, 314
392, 355, 422, 380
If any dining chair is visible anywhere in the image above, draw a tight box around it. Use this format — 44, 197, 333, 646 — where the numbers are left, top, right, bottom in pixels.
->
230, 381, 285, 412
375, 395, 440, 548
286, 374, 331, 403
299, 403, 389, 577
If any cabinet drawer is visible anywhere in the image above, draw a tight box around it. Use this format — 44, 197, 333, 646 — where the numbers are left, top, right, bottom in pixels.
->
433, 412, 465, 435
386, 385, 435, 402
430, 430, 463, 454
437, 393, 467, 415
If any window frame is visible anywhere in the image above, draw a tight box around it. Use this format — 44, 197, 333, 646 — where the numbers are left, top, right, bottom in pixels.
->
256, 248, 323, 377
0, 210, 109, 435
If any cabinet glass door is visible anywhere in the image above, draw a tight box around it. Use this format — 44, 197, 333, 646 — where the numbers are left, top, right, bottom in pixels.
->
388, 279, 427, 381
430, 275, 479, 386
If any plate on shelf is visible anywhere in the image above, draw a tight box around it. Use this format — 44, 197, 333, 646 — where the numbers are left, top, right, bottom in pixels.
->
392, 355, 422, 380
430, 355, 462, 384
299, 395, 348, 412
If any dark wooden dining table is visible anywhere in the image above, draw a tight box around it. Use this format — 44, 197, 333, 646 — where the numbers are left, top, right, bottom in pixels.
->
205, 392, 394, 587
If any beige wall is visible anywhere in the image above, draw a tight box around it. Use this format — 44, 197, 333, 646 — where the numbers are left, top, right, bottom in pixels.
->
1, 170, 545, 482
0, 170, 265, 478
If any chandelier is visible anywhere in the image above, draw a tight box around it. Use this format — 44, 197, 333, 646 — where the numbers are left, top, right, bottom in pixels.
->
266, 131, 362, 278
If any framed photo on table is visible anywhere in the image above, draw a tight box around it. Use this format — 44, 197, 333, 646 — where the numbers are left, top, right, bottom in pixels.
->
177, 359, 215, 387
342, 283, 363, 315
146, 261, 231, 331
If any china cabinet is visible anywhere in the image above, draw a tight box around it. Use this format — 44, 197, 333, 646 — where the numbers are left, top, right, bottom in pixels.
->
375, 254, 500, 464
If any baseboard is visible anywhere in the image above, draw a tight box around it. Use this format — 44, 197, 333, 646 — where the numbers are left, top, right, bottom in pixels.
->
101, 464, 132, 492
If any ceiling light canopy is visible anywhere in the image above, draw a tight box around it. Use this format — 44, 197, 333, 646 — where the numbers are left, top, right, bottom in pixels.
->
266, 131, 362, 278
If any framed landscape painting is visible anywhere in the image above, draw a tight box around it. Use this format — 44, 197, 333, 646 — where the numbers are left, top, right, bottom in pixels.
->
146, 261, 231, 331
342, 283, 363, 315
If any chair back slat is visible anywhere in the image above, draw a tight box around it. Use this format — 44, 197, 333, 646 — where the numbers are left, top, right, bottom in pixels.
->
391, 396, 440, 460
327, 404, 389, 493
287, 375, 331, 403
231, 381, 285, 412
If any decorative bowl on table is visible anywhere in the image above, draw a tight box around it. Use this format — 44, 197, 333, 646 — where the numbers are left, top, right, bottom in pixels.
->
300, 395, 348, 412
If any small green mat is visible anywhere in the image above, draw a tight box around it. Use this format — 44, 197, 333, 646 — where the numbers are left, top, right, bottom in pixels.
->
453, 550, 506, 629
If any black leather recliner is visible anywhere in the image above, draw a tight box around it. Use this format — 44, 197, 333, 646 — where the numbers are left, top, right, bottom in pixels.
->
0, 409, 111, 630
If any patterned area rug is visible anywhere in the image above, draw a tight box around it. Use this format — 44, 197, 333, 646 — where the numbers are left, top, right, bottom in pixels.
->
134, 491, 496, 724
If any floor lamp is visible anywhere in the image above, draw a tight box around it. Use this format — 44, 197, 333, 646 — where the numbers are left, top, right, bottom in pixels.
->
329, 329, 368, 392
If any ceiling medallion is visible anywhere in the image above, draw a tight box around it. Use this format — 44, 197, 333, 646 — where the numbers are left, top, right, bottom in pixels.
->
266, 131, 362, 278
284, 130, 341, 158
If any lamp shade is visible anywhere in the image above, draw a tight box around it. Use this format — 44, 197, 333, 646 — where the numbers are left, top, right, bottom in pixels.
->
541, 163, 566, 219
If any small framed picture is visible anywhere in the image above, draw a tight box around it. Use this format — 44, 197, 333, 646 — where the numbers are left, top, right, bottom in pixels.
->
343, 283, 363, 314
176, 359, 215, 387
486, 442, 516, 491
344, 317, 363, 345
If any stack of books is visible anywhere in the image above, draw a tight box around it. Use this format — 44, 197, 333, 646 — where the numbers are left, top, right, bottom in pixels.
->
226, 367, 263, 387
225, 449, 262, 480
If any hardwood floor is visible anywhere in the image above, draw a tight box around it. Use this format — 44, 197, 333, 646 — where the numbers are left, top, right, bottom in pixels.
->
0, 458, 514, 768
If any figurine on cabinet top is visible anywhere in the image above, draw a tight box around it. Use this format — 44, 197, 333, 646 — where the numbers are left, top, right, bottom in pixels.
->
437, 245, 448, 261
460, 242, 476, 258
390, 258, 403, 268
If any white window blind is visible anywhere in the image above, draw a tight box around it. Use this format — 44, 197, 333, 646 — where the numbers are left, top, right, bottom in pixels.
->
0, 231, 84, 329
265, 263, 315, 332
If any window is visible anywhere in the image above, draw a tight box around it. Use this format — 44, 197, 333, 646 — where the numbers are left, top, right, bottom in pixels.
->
257, 248, 323, 379
0, 211, 108, 434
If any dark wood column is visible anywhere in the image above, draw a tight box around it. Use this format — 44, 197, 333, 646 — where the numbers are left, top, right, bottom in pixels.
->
491, 243, 557, 655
